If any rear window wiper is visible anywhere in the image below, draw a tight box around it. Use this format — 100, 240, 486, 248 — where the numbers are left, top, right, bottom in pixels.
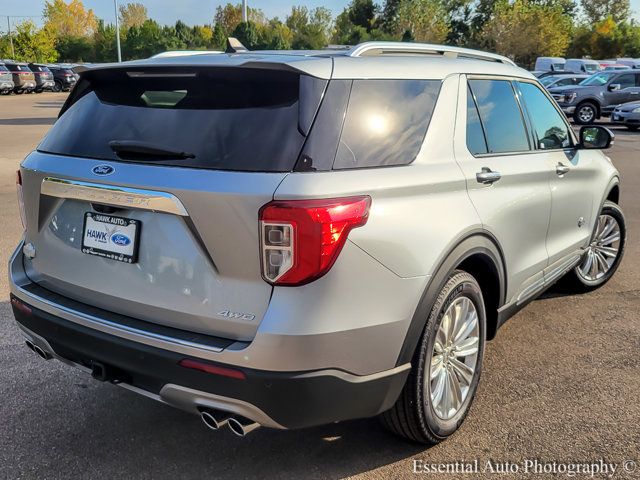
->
109, 140, 195, 160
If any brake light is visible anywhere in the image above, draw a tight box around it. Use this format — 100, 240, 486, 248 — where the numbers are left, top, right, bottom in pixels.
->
16, 170, 26, 230
259, 196, 371, 285
178, 359, 246, 380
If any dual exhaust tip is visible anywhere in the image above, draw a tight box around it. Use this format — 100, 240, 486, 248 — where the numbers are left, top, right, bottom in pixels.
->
25, 340, 52, 360
200, 409, 260, 437
24, 340, 259, 436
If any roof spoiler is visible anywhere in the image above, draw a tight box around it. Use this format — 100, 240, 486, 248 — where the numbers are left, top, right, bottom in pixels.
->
226, 37, 249, 54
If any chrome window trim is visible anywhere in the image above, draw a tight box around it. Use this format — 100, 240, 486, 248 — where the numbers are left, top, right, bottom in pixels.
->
41, 177, 188, 216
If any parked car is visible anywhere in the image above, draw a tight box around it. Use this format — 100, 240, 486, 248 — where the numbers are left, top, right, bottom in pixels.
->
3, 61, 36, 94
47, 64, 77, 92
0, 62, 15, 94
534, 56, 565, 72
27, 63, 55, 93
615, 58, 640, 69
612, 101, 640, 130
550, 70, 640, 124
10, 42, 625, 444
565, 58, 601, 74
540, 73, 588, 89
598, 61, 631, 71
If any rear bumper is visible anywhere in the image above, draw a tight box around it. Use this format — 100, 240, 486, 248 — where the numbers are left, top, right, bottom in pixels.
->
9, 244, 410, 429
11, 294, 409, 429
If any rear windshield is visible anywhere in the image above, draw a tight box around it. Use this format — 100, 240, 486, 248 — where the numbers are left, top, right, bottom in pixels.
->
6, 64, 31, 72
39, 67, 326, 172
31, 65, 50, 72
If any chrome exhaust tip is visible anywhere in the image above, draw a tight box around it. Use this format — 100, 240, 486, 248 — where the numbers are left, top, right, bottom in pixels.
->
200, 409, 230, 431
32, 344, 52, 360
228, 416, 261, 437
25, 340, 35, 352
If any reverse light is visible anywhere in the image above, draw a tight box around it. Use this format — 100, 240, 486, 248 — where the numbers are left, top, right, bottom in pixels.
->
16, 170, 26, 230
259, 196, 371, 286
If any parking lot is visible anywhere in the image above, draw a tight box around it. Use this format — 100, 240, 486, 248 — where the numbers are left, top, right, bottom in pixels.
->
0, 92, 638, 479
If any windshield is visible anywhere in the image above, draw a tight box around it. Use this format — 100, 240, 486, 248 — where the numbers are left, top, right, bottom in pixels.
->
552, 63, 564, 71
541, 76, 560, 86
580, 72, 614, 86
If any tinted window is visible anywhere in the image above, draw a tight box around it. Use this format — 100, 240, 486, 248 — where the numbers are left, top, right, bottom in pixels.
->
39, 67, 326, 172
581, 73, 614, 86
333, 79, 440, 169
6, 64, 31, 72
30, 65, 50, 72
468, 80, 530, 153
0, 65, 8, 72
466, 86, 487, 155
614, 74, 635, 88
518, 82, 571, 150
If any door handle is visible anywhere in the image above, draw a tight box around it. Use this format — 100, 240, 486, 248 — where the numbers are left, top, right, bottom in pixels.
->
556, 163, 570, 176
476, 167, 501, 184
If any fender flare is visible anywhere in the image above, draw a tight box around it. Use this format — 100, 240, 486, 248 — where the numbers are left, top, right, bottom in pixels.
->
395, 232, 506, 367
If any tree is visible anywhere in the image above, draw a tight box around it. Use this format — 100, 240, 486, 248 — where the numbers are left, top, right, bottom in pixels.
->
286, 6, 333, 49
123, 19, 164, 59
56, 35, 93, 61
231, 21, 260, 49
582, 0, 630, 24
93, 20, 117, 62
482, 0, 572, 68
119, 2, 148, 30
334, 0, 379, 43
214, 3, 266, 38
11, 21, 58, 63
43, 0, 97, 38
396, 0, 450, 43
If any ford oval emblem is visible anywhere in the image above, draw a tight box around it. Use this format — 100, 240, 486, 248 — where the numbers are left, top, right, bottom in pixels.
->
111, 233, 131, 246
92, 164, 114, 176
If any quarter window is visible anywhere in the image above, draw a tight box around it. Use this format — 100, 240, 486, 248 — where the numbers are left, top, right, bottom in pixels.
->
518, 82, 571, 150
468, 79, 530, 154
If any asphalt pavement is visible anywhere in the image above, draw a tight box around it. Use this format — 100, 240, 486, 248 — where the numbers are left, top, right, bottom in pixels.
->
0, 93, 638, 479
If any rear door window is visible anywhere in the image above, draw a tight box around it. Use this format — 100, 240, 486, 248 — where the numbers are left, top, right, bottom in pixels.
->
468, 79, 530, 154
333, 79, 440, 169
39, 67, 327, 172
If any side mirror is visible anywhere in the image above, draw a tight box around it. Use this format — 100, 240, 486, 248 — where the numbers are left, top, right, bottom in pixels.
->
579, 126, 614, 149
608, 83, 621, 91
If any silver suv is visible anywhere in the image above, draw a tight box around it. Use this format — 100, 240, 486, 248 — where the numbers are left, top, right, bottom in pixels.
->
10, 42, 626, 444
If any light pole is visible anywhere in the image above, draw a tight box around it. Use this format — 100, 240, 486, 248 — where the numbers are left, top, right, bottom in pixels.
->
114, 0, 122, 62
242, 0, 247, 22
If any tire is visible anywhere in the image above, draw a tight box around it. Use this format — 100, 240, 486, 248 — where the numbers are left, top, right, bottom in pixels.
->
35, 88, 43, 94
573, 102, 598, 125
381, 270, 486, 444
561, 201, 626, 292
14, 89, 24, 95
52, 80, 62, 93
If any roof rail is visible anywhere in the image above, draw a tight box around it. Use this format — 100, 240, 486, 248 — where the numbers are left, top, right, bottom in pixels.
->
347, 42, 516, 66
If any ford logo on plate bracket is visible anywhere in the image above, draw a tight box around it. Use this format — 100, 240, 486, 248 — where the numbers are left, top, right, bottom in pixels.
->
111, 233, 131, 246
92, 164, 115, 176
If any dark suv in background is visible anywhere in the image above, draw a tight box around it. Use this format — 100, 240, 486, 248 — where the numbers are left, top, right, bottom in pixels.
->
28, 63, 55, 93
3, 61, 36, 94
0, 62, 15, 94
550, 70, 640, 124
48, 64, 77, 92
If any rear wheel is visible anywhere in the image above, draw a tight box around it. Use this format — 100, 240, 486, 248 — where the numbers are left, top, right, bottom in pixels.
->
573, 102, 597, 125
52, 80, 62, 92
14, 89, 24, 95
562, 201, 625, 292
381, 270, 485, 444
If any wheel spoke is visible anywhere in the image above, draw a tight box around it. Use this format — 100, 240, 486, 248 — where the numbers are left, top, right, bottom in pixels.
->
600, 232, 620, 246
453, 336, 479, 357
589, 250, 598, 278
439, 312, 453, 346
580, 250, 593, 276
598, 217, 615, 241
450, 357, 474, 385
431, 368, 447, 408
598, 246, 618, 258
595, 251, 610, 273
453, 310, 478, 345
447, 369, 462, 413
430, 355, 443, 380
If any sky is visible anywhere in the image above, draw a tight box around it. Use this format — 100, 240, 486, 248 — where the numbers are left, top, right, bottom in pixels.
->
0, 1, 354, 28
1, 0, 639, 29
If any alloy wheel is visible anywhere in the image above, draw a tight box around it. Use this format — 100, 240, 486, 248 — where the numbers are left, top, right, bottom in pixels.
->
428, 296, 480, 420
578, 105, 595, 123
577, 214, 621, 282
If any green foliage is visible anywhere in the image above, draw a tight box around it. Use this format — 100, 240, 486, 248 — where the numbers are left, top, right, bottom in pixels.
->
10, 21, 58, 63
14, 0, 640, 68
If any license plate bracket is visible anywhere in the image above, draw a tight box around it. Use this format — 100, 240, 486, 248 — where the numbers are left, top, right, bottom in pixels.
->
82, 212, 141, 263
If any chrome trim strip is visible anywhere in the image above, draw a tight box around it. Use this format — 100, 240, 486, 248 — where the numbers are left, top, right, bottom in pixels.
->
41, 177, 188, 216
514, 254, 582, 306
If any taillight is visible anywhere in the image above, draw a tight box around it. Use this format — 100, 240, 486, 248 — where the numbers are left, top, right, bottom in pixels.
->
259, 196, 371, 286
16, 170, 26, 230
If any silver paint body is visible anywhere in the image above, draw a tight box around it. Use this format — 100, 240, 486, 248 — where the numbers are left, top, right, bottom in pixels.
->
10, 46, 619, 387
